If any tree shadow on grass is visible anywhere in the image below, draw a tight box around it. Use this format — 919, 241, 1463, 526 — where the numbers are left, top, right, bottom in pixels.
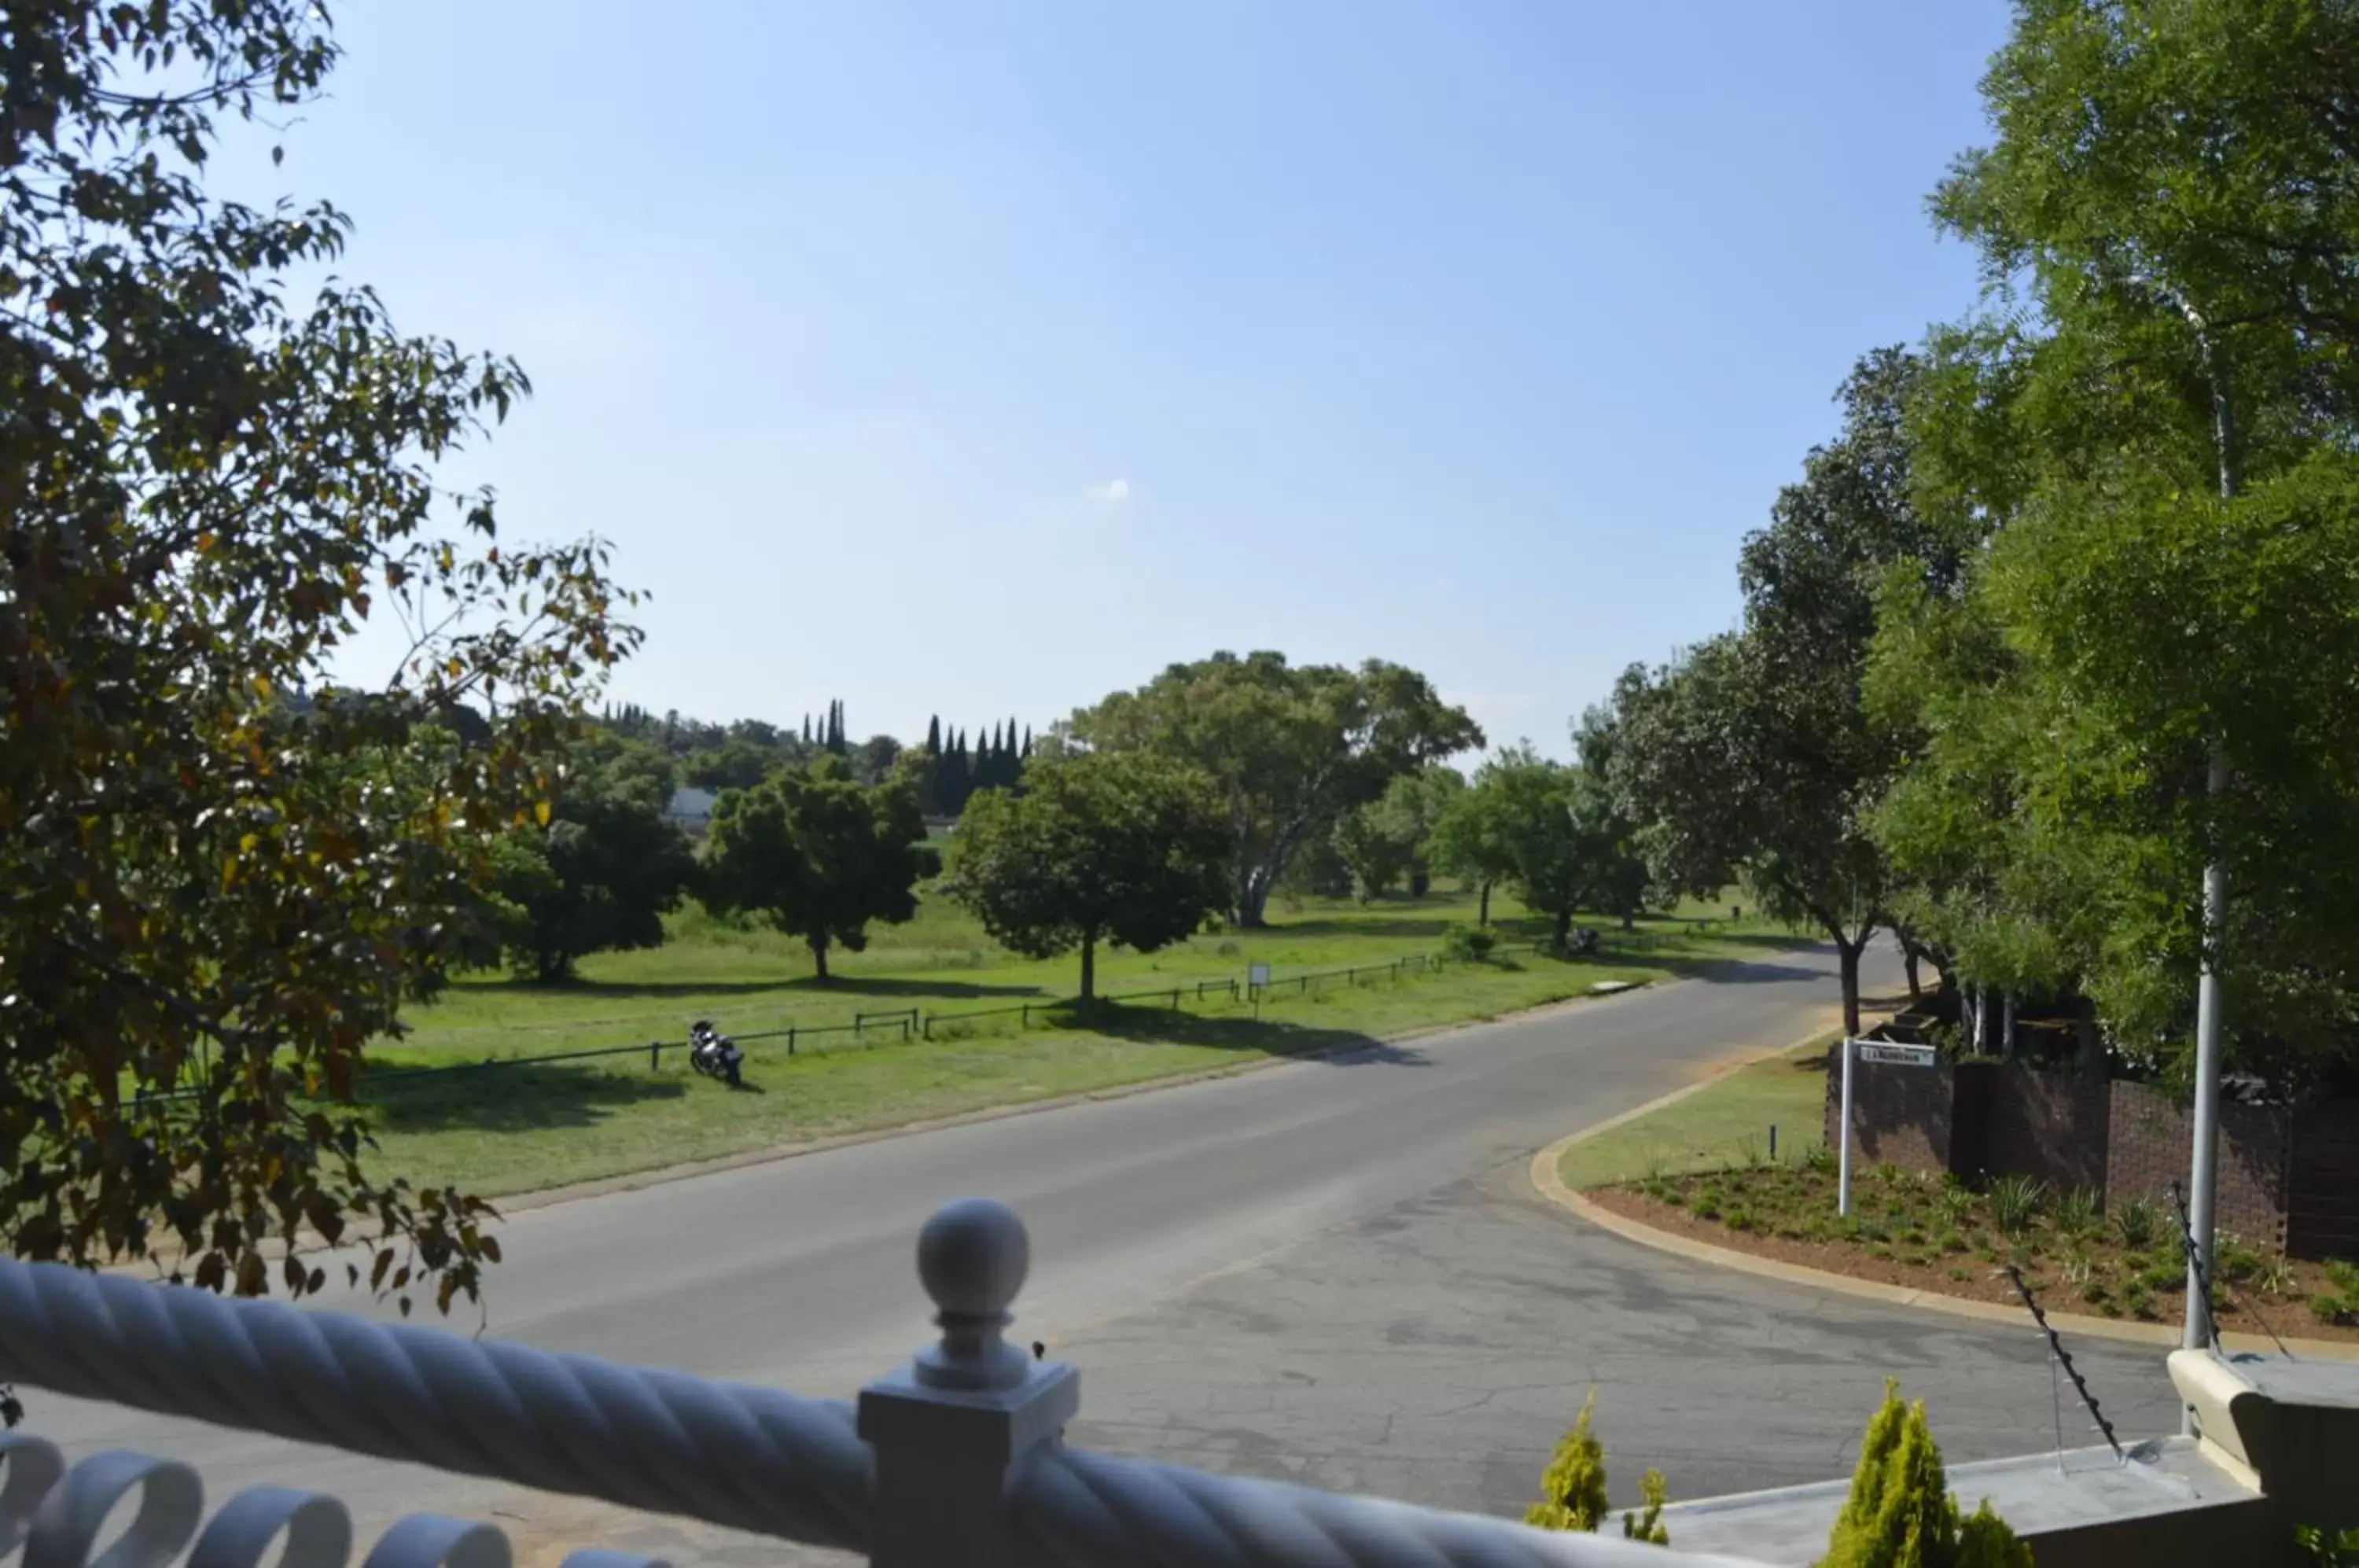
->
359, 1062, 690, 1134
778, 976, 1050, 1000
1245, 916, 1467, 942
460, 974, 1051, 1003
1052, 1002, 1431, 1067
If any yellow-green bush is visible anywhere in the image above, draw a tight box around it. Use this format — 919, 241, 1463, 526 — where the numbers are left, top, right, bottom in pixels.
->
1525, 1389, 1671, 1547
1819, 1380, 2031, 1568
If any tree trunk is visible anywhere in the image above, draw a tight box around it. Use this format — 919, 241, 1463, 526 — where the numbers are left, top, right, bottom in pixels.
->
1478, 881, 1492, 927
1904, 946, 1922, 1003
1235, 867, 1272, 928
1553, 907, 1573, 949
1620, 905, 1635, 932
1079, 933, 1096, 1000
810, 935, 830, 981
1838, 938, 1863, 1039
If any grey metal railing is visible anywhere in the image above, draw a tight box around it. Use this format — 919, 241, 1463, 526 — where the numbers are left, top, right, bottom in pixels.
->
0, 1201, 1768, 1568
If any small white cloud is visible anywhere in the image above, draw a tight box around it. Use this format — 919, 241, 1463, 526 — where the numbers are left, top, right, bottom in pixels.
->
1087, 478, 1132, 503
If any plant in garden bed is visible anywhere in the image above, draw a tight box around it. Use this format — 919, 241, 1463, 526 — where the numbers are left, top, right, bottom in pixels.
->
1988, 1176, 2048, 1239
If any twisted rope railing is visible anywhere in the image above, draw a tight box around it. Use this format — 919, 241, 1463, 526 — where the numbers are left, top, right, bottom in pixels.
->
0, 1203, 1772, 1568
0, 1260, 874, 1551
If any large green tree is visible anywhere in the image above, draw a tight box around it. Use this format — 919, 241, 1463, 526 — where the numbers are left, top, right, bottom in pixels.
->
0, 2, 637, 1306
494, 734, 696, 982
1868, 0, 2359, 1091
1607, 351, 1953, 1034
1473, 747, 1591, 950
701, 759, 937, 981
1072, 652, 1481, 926
948, 751, 1229, 999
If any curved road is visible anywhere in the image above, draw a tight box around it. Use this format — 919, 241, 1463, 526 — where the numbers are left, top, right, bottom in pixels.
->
30, 944, 2180, 1563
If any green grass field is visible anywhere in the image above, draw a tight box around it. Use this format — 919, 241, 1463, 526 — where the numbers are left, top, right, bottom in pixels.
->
1554, 1033, 1836, 1191
359, 883, 1805, 1198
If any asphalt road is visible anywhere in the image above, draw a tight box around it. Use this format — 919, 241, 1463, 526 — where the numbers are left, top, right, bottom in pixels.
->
24, 943, 2183, 1566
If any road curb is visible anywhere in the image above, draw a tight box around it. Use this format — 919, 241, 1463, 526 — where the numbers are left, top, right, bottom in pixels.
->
1527, 1067, 2359, 1364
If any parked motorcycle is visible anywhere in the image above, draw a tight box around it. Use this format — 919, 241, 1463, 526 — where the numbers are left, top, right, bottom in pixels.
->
688, 1018, 745, 1088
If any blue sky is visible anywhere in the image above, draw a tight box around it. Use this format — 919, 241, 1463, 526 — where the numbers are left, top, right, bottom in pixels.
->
274, 1, 2011, 757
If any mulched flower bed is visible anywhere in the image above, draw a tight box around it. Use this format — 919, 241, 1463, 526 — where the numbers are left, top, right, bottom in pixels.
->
1584, 1155, 2359, 1345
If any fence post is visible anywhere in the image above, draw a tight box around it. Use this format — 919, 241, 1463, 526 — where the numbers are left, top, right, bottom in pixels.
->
859, 1201, 1079, 1568
1021, 1004, 1031, 1029
1170, 989, 1181, 1010
788, 1026, 797, 1056
650, 1041, 661, 1071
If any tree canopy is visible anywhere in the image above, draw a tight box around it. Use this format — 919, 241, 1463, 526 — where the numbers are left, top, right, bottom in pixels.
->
947, 751, 1230, 999
701, 759, 937, 981
1606, 351, 1947, 1033
1071, 652, 1481, 926
491, 734, 696, 983
1860, 0, 2359, 1091
1, 1, 638, 1306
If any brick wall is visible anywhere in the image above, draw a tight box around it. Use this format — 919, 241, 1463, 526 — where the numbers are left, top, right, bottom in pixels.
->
1977, 1066, 2111, 1194
2289, 1100, 2359, 1262
1824, 1055, 1963, 1177
1822, 1053, 2353, 1257
2103, 1081, 2291, 1251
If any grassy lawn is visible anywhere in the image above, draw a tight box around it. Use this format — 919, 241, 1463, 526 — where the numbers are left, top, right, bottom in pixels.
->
1555, 1035, 1835, 1190
356, 885, 1804, 1197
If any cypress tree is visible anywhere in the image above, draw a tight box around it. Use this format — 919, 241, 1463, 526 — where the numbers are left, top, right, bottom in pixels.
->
926, 715, 942, 754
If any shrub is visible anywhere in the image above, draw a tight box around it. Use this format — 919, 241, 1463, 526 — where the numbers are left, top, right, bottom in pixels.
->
2314, 1294, 2354, 1327
1819, 1380, 2031, 1568
1442, 926, 1499, 963
2217, 1233, 2265, 1285
1624, 1467, 1670, 1547
1949, 1266, 1972, 1283
1988, 1176, 2048, 1238
2052, 1187, 2100, 1236
2081, 1279, 2111, 1306
1526, 1392, 1610, 1532
2125, 1283, 2155, 1320
1803, 1145, 1838, 1176
2112, 1194, 2158, 1250
1938, 1230, 1968, 1254
1692, 1195, 1722, 1221
2296, 1522, 2359, 1566
1724, 1207, 1755, 1233
2326, 1259, 2359, 1295
1525, 1391, 1673, 1548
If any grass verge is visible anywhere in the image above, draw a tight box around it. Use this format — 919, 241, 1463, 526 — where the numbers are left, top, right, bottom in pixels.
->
1555, 1035, 1835, 1190
355, 888, 1800, 1197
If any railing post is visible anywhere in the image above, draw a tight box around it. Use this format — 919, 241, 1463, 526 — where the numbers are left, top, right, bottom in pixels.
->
859, 1200, 1078, 1568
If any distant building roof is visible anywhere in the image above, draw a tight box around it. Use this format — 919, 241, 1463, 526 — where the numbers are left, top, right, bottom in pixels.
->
666, 786, 718, 822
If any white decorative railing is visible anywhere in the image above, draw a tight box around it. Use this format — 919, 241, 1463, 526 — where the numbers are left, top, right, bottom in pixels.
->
0, 1201, 1768, 1568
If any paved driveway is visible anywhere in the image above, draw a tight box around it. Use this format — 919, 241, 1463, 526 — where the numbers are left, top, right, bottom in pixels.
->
20, 941, 2181, 1564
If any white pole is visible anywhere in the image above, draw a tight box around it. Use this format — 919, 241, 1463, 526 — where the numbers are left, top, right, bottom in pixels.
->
2186, 742, 2230, 1353
1838, 1036, 1856, 1217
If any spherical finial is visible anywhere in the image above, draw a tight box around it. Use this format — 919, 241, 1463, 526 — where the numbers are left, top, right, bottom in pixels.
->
916, 1198, 1030, 1320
